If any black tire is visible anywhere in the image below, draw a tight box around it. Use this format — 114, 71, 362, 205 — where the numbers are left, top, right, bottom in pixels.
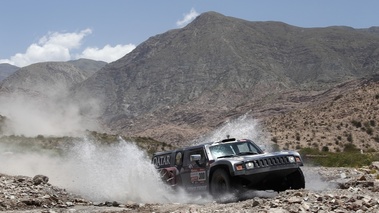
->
273, 169, 305, 192
210, 169, 232, 199
274, 169, 305, 192
287, 169, 305, 189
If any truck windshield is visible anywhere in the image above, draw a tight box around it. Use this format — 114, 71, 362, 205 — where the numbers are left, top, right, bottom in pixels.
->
209, 141, 263, 159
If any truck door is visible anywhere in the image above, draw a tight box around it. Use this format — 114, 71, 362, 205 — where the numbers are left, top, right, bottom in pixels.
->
180, 148, 208, 192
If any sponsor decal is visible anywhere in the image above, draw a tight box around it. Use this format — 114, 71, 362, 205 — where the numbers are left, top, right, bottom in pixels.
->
152, 155, 171, 168
190, 168, 206, 183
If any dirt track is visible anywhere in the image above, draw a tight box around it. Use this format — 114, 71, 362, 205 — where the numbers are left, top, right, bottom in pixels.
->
2, 166, 379, 213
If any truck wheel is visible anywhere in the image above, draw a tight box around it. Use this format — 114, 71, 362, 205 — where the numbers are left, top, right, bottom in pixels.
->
287, 169, 305, 189
273, 169, 305, 192
210, 169, 232, 199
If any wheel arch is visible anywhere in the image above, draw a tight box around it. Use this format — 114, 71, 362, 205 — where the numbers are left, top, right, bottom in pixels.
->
209, 165, 231, 186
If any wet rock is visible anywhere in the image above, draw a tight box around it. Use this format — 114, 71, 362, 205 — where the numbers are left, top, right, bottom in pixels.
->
32, 175, 49, 185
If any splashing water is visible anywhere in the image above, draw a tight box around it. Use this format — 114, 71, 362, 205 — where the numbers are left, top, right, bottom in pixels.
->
194, 114, 273, 151
58, 137, 172, 203
0, 137, 173, 203
0, 115, 332, 204
0, 136, 211, 203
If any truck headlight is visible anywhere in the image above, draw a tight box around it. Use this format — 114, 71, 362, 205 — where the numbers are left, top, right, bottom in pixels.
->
245, 162, 254, 169
288, 156, 295, 163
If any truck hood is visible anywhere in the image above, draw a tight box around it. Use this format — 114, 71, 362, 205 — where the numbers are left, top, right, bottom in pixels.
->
216, 150, 301, 162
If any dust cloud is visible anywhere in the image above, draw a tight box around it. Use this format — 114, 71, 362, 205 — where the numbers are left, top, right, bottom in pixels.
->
194, 114, 274, 151
0, 111, 331, 204
0, 136, 212, 204
0, 89, 100, 137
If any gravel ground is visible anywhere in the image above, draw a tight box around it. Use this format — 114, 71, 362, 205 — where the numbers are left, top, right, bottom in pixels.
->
1, 164, 379, 213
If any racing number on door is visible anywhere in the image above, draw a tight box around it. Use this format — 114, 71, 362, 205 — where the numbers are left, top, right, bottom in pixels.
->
190, 168, 206, 183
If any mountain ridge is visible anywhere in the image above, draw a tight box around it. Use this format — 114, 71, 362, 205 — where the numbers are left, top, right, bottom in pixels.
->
71, 11, 379, 144
0, 63, 19, 82
1, 11, 379, 150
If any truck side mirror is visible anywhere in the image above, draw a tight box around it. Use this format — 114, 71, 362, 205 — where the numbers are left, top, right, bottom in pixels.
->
190, 154, 201, 162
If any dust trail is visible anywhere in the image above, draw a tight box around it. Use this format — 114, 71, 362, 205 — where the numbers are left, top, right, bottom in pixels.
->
0, 137, 207, 203
302, 166, 335, 191
0, 94, 100, 137
0, 115, 332, 204
194, 114, 274, 151
58, 137, 171, 203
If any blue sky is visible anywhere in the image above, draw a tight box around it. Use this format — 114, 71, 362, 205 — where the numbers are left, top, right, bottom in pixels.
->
1, 0, 378, 67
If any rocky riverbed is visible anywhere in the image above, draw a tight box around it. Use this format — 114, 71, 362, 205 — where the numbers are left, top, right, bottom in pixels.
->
1, 164, 379, 213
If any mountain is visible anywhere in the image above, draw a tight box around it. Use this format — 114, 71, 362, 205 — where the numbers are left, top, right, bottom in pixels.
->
264, 75, 379, 152
0, 63, 19, 82
67, 58, 107, 75
0, 59, 106, 96
72, 11, 379, 144
0, 59, 106, 137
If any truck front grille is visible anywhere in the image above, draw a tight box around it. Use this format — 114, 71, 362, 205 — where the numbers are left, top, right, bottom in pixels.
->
251, 156, 291, 168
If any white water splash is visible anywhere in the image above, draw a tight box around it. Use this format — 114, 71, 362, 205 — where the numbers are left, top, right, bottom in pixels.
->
194, 114, 273, 151
0, 115, 332, 204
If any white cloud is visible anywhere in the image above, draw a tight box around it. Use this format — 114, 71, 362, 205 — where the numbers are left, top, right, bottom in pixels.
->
77, 44, 136, 62
176, 8, 199, 28
0, 28, 136, 67
0, 29, 92, 67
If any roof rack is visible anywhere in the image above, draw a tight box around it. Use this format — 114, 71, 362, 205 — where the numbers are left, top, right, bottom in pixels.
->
220, 138, 236, 143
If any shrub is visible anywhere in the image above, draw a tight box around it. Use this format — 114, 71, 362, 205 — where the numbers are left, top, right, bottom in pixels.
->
344, 143, 358, 152
347, 133, 353, 143
296, 133, 300, 141
300, 147, 379, 167
321, 146, 329, 152
366, 127, 374, 135
334, 94, 343, 101
271, 137, 278, 143
351, 120, 362, 128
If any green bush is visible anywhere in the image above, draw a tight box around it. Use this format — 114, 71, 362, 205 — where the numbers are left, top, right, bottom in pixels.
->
271, 137, 278, 143
347, 133, 353, 143
351, 120, 362, 128
321, 146, 329, 152
300, 147, 379, 167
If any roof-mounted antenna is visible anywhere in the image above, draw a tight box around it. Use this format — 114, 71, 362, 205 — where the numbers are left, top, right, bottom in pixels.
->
226, 134, 230, 139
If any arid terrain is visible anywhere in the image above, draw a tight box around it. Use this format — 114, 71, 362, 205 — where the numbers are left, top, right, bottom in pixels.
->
2, 164, 379, 213
1, 11, 379, 213
264, 77, 379, 152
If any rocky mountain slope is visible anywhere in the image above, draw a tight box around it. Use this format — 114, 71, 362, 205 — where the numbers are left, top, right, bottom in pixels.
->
0, 59, 106, 137
72, 11, 379, 145
0, 63, 19, 82
264, 75, 379, 152
0, 59, 106, 97
0, 11, 378, 150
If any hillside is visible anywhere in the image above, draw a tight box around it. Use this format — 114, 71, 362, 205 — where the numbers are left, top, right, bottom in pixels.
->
72, 11, 379, 145
264, 75, 379, 152
0, 63, 19, 82
0, 59, 106, 97
0, 59, 106, 137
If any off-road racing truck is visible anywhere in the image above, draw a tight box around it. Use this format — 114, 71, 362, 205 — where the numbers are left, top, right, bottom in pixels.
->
152, 137, 305, 198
